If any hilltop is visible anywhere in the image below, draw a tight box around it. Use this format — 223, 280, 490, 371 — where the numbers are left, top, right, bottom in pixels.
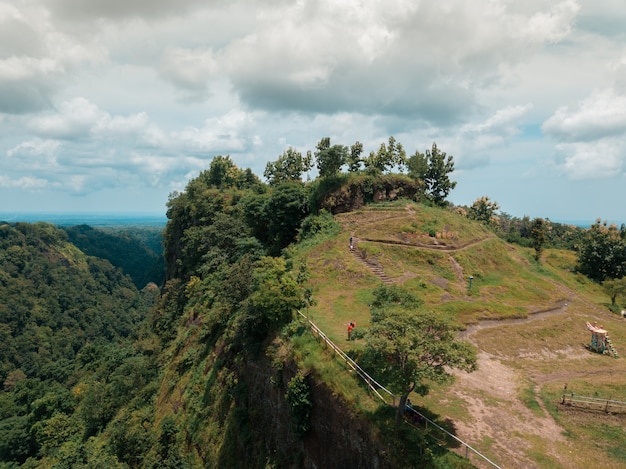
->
2, 153, 625, 468
292, 201, 626, 468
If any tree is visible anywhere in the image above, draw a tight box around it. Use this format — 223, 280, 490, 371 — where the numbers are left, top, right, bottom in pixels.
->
423, 143, 456, 206
263, 182, 310, 255
285, 372, 312, 437
467, 196, 500, 225
347, 141, 363, 172
314, 137, 348, 178
530, 217, 548, 262
363, 287, 476, 425
602, 277, 626, 306
206, 155, 237, 188
406, 150, 428, 181
245, 257, 305, 339
263, 148, 312, 186
577, 220, 626, 282
363, 136, 407, 174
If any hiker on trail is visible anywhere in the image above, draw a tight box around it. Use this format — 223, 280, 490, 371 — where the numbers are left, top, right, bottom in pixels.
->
347, 321, 355, 340
349, 236, 353, 251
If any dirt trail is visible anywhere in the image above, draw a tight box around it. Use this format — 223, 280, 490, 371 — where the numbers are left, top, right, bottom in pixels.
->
342, 207, 623, 467
450, 349, 571, 469
451, 302, 572, 467
452, 298, 623, 468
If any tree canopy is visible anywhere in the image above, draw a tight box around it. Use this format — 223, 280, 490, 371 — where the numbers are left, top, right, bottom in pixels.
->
576, 220, 626, 282
264, 147, 312, 185
314, 137, 349, 178
467, 196, 500, 225
423, 143, 456, 205
363, 286, 477, 425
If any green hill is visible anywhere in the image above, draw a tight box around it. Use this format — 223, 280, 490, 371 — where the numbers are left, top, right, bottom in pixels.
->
0, 222, 157, 467
63, 224, 165, 289
291, 201, 626, 468
146, 165, 626, 468
2, 158, 625, 468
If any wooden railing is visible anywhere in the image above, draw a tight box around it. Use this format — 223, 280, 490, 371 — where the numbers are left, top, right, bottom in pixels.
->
561, 393, 626, 413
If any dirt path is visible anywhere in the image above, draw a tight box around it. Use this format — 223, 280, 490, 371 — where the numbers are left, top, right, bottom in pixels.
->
449, 303, 572, 467
451, 351, 573, 468
341, 208, 623, 467
451, 299, 623, 468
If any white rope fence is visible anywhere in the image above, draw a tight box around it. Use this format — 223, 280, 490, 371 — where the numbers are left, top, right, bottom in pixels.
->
297, 310, 501, 469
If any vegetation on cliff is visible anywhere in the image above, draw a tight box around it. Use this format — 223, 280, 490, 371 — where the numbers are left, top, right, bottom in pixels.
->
2, 135, 626, 468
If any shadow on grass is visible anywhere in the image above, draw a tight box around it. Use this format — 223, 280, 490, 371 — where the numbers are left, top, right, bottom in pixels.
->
365, 404, 475, 468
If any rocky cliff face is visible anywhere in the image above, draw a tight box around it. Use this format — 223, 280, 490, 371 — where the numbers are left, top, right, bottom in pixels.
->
244, 356, 390, 469
319, 178, 421, 214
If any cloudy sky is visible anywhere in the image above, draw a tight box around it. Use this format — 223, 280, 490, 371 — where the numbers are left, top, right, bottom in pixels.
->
1, 0, 625, 223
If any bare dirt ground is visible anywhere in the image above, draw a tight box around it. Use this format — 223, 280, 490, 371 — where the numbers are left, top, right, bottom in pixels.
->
449, 299, 625, 469
339, 207, 625, 468
450, 350, 571, 468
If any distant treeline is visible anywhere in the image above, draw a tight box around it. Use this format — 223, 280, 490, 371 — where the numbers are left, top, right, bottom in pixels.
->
63, 224, 165, 289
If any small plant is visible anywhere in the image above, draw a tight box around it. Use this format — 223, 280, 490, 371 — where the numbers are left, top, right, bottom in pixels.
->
285, 372, 313, 437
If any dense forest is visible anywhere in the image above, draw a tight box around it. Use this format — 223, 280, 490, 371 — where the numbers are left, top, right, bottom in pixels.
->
63, 224, 165, 289
0, 221, 158, 467
1, 137, 625, 468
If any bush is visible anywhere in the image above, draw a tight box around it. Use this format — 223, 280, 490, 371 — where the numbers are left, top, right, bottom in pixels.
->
297, 211, 340, 242
285, 372, 312, 437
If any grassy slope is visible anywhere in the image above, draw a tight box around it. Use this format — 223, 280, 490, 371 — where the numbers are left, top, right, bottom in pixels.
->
292, 201, 626, 468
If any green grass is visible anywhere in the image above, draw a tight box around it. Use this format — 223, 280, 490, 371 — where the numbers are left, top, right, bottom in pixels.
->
288, 201, 626, 467
520, 386, 544, 417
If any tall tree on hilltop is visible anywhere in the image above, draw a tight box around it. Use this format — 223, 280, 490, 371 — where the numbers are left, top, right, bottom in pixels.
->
347, 141, 364, 172
424, 143, 456, 206
602, 277, 626, 306
406, 150, 428, 181
363, 136, 407, 174
206, 155, 261, 190
468, 196, 500, 225
264, 148, 312, 186
264, 183, 310, 255
314, 137, 349, 178
530, 217, 548, 262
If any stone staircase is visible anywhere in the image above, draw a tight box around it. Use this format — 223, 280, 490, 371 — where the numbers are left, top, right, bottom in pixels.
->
350, 238, 395, 285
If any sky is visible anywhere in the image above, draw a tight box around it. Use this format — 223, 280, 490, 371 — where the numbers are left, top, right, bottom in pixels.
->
1, 0, 625, 224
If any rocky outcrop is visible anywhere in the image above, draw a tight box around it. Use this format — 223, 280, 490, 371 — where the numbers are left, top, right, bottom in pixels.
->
244, 355, 391, 469
319, 177, 422, 214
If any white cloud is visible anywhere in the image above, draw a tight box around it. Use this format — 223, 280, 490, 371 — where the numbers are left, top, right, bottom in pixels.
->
6, 98, 261, 196
7, 138, 60, 158
554, 139, 624, 179
0, 175, 48, 189
28, 97, 101, 138
223, 0, 580, 123
2, 0, 626, 220
174, 110, 258, 155
159, 46, 219, 101
543, 89, 626, 141
0, 1, 106, 114
521, 0, 580, 43
463, 105, 533, 140
47, 0, 208, 21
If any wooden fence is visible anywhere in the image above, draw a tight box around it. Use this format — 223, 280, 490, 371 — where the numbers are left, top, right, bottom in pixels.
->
297, 311, 501, 469
561, 393, 626, 414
